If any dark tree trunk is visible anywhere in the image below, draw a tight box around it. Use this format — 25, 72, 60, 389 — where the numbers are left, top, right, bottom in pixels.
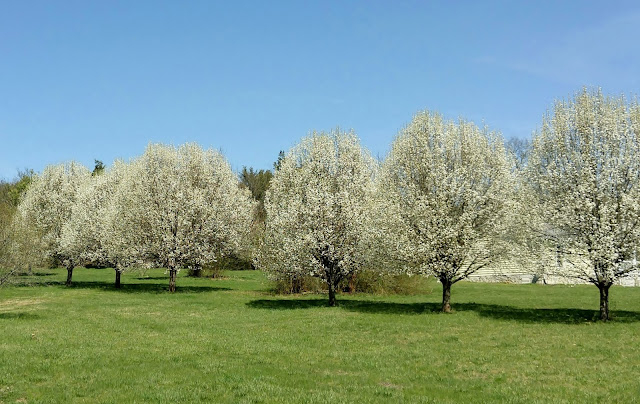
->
441, 279, 452, 313
328, 280, 337, 307
192, 265, 202, 278
169, 268, 177, 292
115, 269, 121, 289
65, 265, 74, 287
599, 283, 611, 321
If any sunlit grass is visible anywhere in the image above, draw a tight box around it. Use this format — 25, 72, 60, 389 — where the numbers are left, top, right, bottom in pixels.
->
1, 268, 639, 403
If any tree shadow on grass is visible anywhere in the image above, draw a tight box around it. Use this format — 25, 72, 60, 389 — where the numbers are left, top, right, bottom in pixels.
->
13, 280, 230, 294
0, 312, 40, 320
71, 281, 231, 294
135, 276, 170, 280
246, 298, 640, 324
247, 298, 437, 313
31, 271, 57, 277
456, 302, 640, 324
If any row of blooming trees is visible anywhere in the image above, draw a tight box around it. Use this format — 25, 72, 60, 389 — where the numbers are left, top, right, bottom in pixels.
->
14, 143, 254, 292
7, 89, 640, 320
257, 118, 515, 311
258, 89, 640, 320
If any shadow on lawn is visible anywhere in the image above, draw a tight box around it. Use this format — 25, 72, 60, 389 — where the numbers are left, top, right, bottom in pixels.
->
31, 271, 57, 277
135, 276, 172, 280
71, 281, 231, 294
14, 279, 230, 294
0, 312, 40, 320
247, 298, 640, 324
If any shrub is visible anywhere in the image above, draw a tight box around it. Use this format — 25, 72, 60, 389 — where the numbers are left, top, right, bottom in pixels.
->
271, 270, 433, 296
342, 270, 433, 295
272, 275, 324, 294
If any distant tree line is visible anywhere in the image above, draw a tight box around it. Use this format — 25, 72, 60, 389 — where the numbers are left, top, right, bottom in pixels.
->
0, 170, 34, 284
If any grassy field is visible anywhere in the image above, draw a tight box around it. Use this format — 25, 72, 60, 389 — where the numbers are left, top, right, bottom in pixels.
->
1, 268, 640, 403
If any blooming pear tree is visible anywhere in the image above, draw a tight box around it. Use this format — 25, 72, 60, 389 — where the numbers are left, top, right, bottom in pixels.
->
376, 111, 514, 312
15, 162, 91, 286
61, 161, 127, 287
107, 143, 254, 292
257, 130, 377, 306
526, 89, 640, 321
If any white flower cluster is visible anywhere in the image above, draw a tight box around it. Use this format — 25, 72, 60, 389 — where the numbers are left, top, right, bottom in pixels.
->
16, 162, 91, 274
11, 89, 639, 317
256, 130, 377, 305
372, 112, 516, 311
525, 90, 640, 293
15, 143, 254, 290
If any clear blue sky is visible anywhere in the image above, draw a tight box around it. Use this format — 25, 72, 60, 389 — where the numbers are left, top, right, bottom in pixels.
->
1, 0, 639, 179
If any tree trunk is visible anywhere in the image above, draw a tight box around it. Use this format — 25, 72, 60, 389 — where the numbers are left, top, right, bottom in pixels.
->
192, 265, 202, 278
169, 268, 177, 292
441, 279, 452, 313
65, 265, 74, 287
115, 269, 121, 289
328, 280, 337, 307
599, 283, 611, 321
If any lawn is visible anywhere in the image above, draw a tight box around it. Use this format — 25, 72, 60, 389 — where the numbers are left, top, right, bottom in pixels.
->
1, 268, 639, 403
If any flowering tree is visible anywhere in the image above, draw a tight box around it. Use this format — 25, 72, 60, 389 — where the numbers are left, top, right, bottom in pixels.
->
256, 130, 377, 306
526, 89, 640, 321
15, 162, 91, 286
61, 161, 127, 287
376, 111, 514, 312
107, 143, 254, 292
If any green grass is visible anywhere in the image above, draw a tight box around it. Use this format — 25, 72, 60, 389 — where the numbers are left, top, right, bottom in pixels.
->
1, 268, 640, 403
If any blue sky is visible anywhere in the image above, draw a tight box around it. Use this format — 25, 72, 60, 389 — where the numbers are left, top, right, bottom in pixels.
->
1, 0, 639, 179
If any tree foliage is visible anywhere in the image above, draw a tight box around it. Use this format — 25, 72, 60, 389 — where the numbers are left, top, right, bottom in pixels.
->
240, 167, 273, 224
0, 170, 37, 285
14, 162, 91, 285
375, 111, 515, 312
257, 130, 377, 306
106, 143, 254, 292
525, 89, 640, 320
92, 160, 105, 176
505, 137, 531, 171
61, 161, 127, 287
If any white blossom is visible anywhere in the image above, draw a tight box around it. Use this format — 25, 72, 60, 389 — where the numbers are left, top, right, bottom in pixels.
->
525, 89, 640, 320
256, 130, 377, 306
60, 161, 127, 286
106, 143, 254, 292
375, 111, 515, 312
15, 162, 91, 285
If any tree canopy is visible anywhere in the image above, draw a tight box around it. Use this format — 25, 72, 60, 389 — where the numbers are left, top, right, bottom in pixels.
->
375, 111, 515, 312
525, 89, 640, 320
257, 130, 377, 306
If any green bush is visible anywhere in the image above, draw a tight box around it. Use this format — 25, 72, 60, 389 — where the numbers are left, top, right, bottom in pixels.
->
271, 270, 433, 295
272, 275, 324, 294
188, 255, 254, 278
342, 270, 433, 295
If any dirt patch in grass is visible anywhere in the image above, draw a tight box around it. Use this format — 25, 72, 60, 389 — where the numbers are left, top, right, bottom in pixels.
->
0, 298, 46, 311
